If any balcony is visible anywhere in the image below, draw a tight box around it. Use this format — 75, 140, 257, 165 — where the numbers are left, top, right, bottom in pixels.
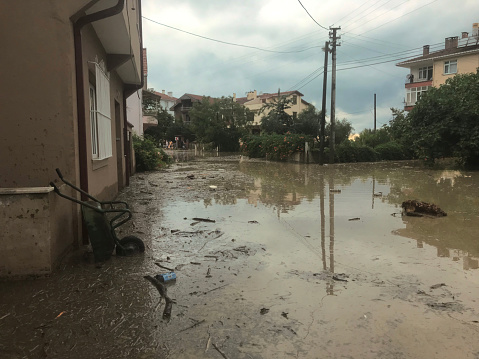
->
405, 79, 432, 89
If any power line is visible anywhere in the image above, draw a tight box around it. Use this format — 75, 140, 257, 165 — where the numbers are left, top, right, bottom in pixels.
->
341, 0, 397, 30
297, 0, 329, 30
349, 0, 441, 37
297, 70, 325, 91
336, 41, 444, 66
342, 0, 411, 32
143, 16, 322, 54
287, 67, 323, 91
332, 0, 377, 25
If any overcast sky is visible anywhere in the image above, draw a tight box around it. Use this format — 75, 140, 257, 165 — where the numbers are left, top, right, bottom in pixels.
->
141, 0, 478, 133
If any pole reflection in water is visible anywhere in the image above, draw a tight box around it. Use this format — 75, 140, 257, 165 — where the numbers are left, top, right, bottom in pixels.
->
327, 174, 335, 295
320, 173, 327, 271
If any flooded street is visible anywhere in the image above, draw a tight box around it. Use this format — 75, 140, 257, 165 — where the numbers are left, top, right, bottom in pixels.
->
1, 154, 479, 358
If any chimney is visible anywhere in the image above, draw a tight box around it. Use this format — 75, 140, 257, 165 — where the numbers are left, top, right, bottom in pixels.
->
473, 23, 479, 37
162, 90, 165, 94
246, 90, 257, 100
462, 32, 469, 39
445, 36, 458, 49
168, 91, 173, 97
233, 93, 236, 102
423, 45, 430, 55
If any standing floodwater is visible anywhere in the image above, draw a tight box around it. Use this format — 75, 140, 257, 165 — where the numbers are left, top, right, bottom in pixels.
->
1, 156, 478, 359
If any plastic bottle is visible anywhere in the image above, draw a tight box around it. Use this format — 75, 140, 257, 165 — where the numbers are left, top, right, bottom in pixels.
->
155, 272, 176, 282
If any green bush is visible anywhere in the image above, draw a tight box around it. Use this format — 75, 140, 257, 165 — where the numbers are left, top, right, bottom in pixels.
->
375, 142, 405, 161
241, 133, 312, 161
336, 141, 378, 163
133, 135, 171, 172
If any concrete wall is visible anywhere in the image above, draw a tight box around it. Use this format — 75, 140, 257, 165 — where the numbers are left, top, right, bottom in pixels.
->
0, 1, 138, 277
433, 53, 479, 87
0, 187, 73, 278
127, 90, 143, 136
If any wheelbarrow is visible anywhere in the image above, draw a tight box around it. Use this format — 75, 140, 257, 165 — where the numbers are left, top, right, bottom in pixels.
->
50, 168, 145, 262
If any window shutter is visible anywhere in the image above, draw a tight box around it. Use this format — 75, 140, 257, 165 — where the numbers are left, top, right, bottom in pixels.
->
95, 64, 112, 159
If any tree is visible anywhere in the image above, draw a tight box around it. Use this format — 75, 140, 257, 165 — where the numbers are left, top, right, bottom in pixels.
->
144, 105, 174, 144
260, 96, 294, 134
189, 96, 253, 151
325, 118, 354, 145
355, 127, 390, 148
407, 70, 479, 165
293, 104, 321, 137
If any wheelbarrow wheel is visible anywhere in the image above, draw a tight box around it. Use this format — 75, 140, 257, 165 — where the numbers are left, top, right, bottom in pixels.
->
116, 235, 145, 256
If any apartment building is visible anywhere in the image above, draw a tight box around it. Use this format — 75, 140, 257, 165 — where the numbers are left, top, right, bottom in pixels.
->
397, 23, 479, 111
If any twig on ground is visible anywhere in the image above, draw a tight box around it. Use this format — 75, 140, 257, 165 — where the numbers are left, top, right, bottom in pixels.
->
213, 343, 228, 359
179, 319, 206, 332
155, 263, 175, 272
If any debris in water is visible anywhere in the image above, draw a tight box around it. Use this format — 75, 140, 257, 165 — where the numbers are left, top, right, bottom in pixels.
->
55, 311, 66, 319
248, 220, 259, 224
402, 200, 447, 217
281, 312, 288, 319
179, 318, 205, 332
193, 217, 216, 223
332, 274, 349, 282
155, 263, 175, 272
430, 283, 446, 289
330, 189, 341, 193
348, 217, 360, 221
186, 174, 195, 179
155, 272, 177, 283
260, 308, 270, 315
213, 343, 228, 359
144, 275, 173, 320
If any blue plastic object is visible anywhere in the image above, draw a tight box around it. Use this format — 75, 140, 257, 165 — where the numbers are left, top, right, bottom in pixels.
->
155, 272, 176, 282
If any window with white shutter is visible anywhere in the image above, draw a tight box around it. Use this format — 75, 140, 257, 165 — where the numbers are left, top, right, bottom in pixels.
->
89, 63, 112, 159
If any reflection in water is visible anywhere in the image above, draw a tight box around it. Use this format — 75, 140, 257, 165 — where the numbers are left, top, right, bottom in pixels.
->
327, 174, 335, 295
235, 160, 479, 270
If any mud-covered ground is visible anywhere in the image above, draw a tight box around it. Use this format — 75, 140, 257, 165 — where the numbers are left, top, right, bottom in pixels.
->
1, 155, 479, 358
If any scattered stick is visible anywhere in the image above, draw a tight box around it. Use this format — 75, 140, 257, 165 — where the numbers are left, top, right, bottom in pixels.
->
205, 335, 211, 353
213, 343, 228, 359
179, 319, 206, 333
203, 284, 229, 295
193, 217, 216, 223
155, 263, 175, 272
144, 275, 173, 320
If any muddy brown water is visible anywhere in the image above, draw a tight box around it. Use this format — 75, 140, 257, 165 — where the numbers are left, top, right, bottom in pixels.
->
1, 154, 479, 359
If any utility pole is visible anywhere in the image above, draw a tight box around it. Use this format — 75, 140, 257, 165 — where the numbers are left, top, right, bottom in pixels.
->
329, 27, 340, 164
319, 41, 329, 165
374, 93, 377, 132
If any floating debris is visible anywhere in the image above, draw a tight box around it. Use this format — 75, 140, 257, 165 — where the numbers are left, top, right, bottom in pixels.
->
402, 200, 447, 217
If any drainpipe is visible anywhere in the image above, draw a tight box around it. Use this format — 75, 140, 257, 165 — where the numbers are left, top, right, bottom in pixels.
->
72, 0, 126, 201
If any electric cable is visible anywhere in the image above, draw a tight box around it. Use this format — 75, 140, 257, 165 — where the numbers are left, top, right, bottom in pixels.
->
297, 0, 329, 30
143, 16, 322, 54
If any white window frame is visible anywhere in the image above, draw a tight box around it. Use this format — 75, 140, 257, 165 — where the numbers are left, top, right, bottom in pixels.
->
444, 60, 457, 75
418, 66, 433, 80
89, 85, 99, 158
406, 86, 431, 106
89, 63, 112, 160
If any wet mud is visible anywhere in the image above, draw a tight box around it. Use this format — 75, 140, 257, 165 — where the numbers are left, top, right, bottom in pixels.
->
1, 154, 479, 358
